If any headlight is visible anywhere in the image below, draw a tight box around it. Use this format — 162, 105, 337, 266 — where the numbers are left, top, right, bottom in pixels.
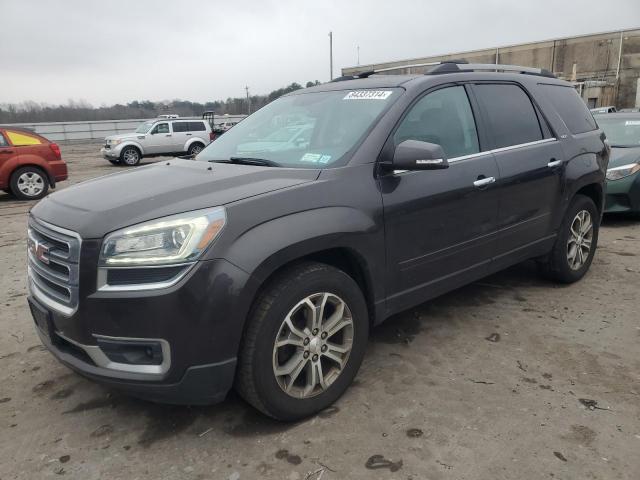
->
100, 207, 226, 266
606, 162, 640, 181
109, 139, 122, 145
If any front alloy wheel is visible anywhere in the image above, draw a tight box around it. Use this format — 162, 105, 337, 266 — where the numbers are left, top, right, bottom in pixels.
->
273, 292, 354, 398
236, 262, 368, 421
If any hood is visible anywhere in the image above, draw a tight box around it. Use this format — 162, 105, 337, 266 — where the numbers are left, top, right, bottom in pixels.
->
609, 146, 640, 169
31, 159, 319, 238
105, 132, 144, 142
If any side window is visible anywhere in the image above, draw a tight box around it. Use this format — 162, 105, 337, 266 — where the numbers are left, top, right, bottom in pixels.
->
539, 84, 597, 135
0, 133, 8, 147
474, 84, 543, 149
151, 123, 170, 134
394, 86, 480, 159
172, 122, 188, 133
188, 122, 206, 131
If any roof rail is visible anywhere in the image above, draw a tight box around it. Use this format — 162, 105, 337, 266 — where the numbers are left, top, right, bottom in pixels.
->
427, 63, 556, 78
331, 60, 469, 82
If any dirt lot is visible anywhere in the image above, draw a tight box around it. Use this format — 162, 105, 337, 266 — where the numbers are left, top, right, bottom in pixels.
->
1, 143, 639, 480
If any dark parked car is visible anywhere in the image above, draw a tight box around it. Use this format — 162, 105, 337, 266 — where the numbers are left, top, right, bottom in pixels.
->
27, 62, 608, 420
596, 113, 640, 214
0, 127, 67, 200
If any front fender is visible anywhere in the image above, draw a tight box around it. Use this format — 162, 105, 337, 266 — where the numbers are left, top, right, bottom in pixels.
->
116, 140, 146, 155
214, 206, 382, 330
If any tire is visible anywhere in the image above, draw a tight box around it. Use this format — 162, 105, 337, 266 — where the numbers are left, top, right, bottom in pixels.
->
539, 194, 599, 283
10, 166, 50, 200
120, 146, 141, 166
235, 262, 369, 421
187, 142, 205, 156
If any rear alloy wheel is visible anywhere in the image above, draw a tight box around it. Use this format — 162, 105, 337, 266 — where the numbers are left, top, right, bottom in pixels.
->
120, 146, 141, 166
10, 167, 49, 200
539, 194, 599, 283
236, 262, 369, 421
187, 142, 205, 156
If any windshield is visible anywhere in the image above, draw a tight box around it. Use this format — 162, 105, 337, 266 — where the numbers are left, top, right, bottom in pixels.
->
197, 88, 401, 168
598, 117, 640, 147
135, 121, 154, 134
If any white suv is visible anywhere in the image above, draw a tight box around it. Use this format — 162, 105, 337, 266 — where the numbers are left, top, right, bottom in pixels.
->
101, 118, 212, 166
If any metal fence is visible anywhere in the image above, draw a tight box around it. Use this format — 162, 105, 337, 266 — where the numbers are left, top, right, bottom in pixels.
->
3, 115, 247, 143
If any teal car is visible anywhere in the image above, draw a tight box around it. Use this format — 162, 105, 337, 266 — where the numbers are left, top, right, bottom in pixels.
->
598, 113, 640, 214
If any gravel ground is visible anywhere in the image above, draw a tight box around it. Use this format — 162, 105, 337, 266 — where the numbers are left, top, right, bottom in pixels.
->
1, 143, 639, 480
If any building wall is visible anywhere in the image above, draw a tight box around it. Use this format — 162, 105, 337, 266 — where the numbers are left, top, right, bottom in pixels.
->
342, 28, 640, 108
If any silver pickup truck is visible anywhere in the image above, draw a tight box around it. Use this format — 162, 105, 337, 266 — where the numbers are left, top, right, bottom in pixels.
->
101, 117, 212, 166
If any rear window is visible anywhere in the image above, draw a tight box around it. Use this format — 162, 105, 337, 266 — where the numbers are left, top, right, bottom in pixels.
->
540, 84, 597, 135
172, 122, 189, 133
474, 84, 543, 149
187, 121, 206, 131
0, 133, 8, 147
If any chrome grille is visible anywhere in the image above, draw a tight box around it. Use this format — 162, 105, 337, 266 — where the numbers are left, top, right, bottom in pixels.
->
27, 217, 81, 316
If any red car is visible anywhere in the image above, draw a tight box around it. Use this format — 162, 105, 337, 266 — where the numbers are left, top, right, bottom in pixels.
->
0, 127, 67, 200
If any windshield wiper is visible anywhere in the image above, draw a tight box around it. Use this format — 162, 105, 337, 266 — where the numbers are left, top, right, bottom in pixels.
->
211, 156, 281, 167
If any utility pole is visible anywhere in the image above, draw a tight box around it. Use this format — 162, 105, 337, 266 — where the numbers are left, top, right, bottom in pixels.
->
245, 86, 251, 114
328, 31, 333, 81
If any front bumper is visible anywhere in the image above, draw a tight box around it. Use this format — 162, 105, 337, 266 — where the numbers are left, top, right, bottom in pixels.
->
100, 146, 121, 160
28, 256, 253, 405
604, 171, 640, 213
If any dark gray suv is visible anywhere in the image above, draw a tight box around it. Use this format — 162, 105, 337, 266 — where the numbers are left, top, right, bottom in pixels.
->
27, 62, 608, 420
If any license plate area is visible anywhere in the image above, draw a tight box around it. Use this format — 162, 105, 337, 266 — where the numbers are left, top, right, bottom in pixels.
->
28, 298, 55, 341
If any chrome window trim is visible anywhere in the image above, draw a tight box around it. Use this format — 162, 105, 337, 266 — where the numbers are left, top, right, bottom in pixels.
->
56, 332, 171, 377
487, 137, 557, 155
96, 262, 195, 292
392, 137, 558, 174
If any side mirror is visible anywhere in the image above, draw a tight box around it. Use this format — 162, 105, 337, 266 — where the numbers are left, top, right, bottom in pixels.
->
392, 140, 449, 170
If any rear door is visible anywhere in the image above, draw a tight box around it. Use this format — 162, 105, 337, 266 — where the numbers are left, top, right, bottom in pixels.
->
171, 121, 191, 151
471, 82, 565, 262
380, 84, 501, 313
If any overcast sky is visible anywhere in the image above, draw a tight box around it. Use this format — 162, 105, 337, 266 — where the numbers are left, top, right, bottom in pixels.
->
1, 0, 638, 106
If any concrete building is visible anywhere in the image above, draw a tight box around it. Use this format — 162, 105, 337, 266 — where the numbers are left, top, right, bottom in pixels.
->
342, 28, 640, 109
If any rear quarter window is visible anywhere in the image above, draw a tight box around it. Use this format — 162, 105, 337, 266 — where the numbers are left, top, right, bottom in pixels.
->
539, 84, 597, 135
5, 130, 42, 146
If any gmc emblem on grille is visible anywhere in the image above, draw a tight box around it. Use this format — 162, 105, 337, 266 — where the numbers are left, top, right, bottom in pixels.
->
28, 238, 50, 265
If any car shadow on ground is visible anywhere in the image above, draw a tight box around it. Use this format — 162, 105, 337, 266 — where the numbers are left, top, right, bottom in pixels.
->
54, 261, 549, 443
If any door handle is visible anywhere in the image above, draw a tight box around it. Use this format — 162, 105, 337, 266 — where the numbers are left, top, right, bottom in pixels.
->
547, 159, 562, 168
473, 176, 496, 188
186, 133, 192, 136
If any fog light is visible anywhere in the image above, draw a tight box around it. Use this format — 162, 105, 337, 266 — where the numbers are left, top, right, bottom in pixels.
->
96, 338, 163, 366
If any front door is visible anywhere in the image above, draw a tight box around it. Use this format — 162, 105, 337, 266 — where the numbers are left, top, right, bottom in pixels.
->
145, 122, 174, 154
380, 85, 501, 313
471, 83, 564, 260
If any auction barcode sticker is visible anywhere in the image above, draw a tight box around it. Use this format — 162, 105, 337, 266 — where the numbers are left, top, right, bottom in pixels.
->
343, 90, 392, 100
